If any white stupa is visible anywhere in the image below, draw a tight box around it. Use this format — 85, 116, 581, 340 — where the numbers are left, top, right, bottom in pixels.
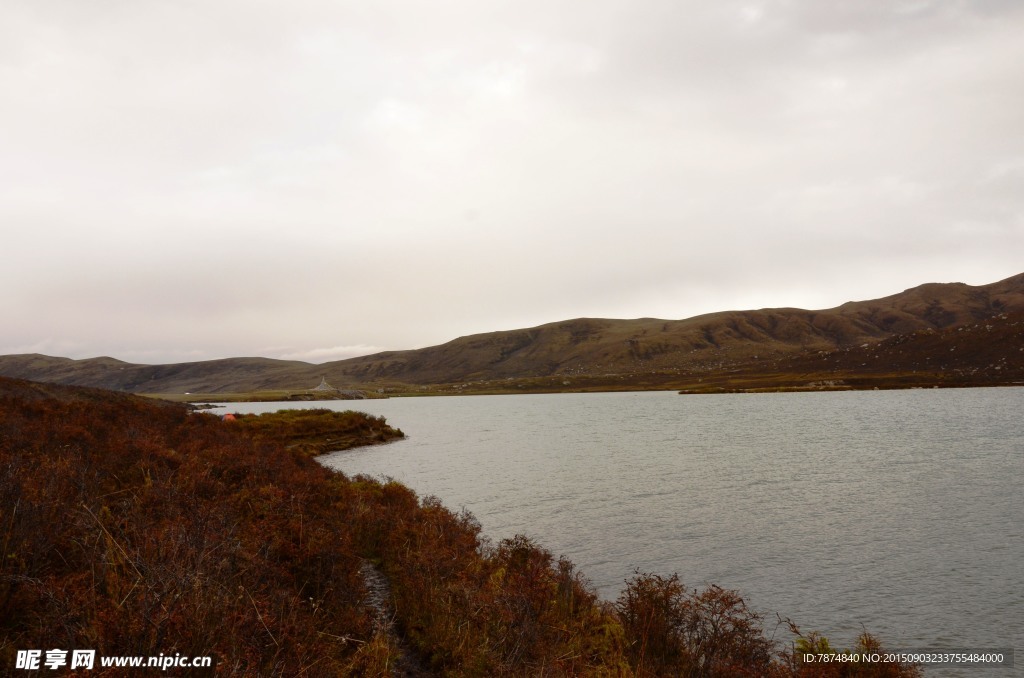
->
312, 376, 338, 392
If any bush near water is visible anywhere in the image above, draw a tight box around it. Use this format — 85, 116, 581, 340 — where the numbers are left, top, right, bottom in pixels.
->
0, 377, 919, 676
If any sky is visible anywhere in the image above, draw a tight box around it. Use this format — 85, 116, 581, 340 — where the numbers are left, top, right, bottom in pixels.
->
3, 0, 1023, 364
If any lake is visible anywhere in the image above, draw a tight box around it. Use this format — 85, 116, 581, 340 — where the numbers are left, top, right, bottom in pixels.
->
212, 388, 1022, 672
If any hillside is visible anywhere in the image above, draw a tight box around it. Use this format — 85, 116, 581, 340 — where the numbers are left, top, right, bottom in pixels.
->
1, 272, 1022, 395
322, 272, 1024, 386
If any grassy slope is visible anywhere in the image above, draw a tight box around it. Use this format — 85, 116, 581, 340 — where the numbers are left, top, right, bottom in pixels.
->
0, 377, 920, 676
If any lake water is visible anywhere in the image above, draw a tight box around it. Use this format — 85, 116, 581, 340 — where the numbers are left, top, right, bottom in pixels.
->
212, 388, 1022, 673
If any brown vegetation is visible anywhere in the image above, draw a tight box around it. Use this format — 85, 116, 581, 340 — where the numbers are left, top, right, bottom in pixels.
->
1, 377, 921, 675
0, 378, 388, 675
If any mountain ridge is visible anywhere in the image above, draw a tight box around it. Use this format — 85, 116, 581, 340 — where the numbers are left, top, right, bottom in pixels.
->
2, 272, 1022, 394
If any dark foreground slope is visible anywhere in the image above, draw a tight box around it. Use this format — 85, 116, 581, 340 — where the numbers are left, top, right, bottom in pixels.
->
0, 378, 919, 676
1, 272, 1021, 395
0, 378, 398, 675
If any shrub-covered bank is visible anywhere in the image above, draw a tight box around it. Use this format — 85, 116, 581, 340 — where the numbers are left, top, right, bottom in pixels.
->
0, 377, 919, 676
227, 408, 405, 456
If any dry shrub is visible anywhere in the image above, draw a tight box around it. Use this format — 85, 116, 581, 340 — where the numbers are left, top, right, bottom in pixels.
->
617, 573, 775, 677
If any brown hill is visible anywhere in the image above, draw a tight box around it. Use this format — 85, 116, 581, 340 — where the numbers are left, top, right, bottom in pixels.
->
1, 272, 1022, 394
672, 310, 1024, 393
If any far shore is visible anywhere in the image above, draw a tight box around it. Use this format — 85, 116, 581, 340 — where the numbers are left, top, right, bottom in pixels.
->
145, 371, 1024, 404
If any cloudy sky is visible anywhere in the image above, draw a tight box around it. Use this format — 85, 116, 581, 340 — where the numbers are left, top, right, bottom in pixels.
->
3, 0, 1023, 364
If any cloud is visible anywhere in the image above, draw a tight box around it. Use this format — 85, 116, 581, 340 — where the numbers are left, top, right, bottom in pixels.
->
277, 345, 389, 363
1, 0, 1023, 363
0, 338, 87, 359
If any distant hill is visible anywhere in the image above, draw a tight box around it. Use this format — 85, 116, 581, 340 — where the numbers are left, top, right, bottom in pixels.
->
2, 272, 1022, 395
0, 354, 311, 394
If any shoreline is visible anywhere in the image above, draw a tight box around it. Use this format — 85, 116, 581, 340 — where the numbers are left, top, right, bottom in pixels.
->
148, 375, 1024, 404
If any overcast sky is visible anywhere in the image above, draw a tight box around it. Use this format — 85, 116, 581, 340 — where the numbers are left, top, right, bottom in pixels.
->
3, 0, 1022, 364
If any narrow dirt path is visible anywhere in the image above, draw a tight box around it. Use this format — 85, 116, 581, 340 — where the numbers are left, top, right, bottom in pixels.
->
360, 560, 434, 677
